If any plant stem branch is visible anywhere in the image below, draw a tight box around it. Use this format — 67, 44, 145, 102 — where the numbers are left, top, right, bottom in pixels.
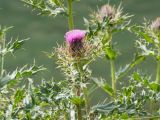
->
76, 61, 90, 119
74, 61, 83, 120
83, 87, 90, 115
1, 33, 5, 77
77, 105, 82, 120
67, 0, 74, 30
156, 60, 160, 83
110, 59, 116, 97
79, 65, 90, 115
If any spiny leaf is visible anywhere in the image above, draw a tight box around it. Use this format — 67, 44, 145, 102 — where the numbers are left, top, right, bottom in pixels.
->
102, 83, 114, 96
0, 26, 13, 37
116, 55, 145, 80
7, 38, 28, 53
92, 77, 114, 96
130, 25, 154, 43
14, 89, 25, 107
70, 96, 85, 106
21, 0, 67, 17
149, 82, 160, 92
0, 64, 45, 90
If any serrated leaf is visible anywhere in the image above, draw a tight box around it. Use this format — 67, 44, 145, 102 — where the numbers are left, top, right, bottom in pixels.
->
137, 32, 153, 43
83, 17, 89, 27
92, 77, 114, 96
92, 102, 116, 114
0, 76, 15, 88
0, 26, 13, 38
70, 96, 85, 106
0, 65, 45, 90
149, 82, 160, 92
14, 89, 25, 106
132, 72, 143, 82
131, 25, 153, 43
8, 39, 27, 53
21, 0, 67, 17
102, 83, 114, 96
117, 55, 145, 80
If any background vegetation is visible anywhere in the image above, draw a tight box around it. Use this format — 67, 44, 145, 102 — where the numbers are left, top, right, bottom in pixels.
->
0, 0, 160, 87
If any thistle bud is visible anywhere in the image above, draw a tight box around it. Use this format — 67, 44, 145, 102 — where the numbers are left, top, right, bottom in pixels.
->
151, 17, 160, 31
65, 29, 86, 57
99, 4, 115, 21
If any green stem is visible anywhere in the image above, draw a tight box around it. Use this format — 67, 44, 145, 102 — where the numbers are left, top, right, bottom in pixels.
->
1, 33, 5, 77
74, 62, 83, 120
155, 60, 160, 83
67, 0, 74, 30
77, 105, 82, 120
83, 87, 90, 116
110, 59, 116, 97
76, 61, 90, 119
79, 65, 90, 115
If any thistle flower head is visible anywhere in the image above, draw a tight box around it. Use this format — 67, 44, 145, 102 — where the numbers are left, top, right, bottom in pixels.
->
64, 29, 86, 57
99, 4, 115, 21
65, 29, 86, 45
151, 17, 160, 31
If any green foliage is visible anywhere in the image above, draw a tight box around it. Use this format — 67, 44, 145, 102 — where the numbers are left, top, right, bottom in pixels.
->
116, 55, 145, 80
0, 26, 27, 56
0, 64, 44, 89
0, 26, 46, 119
93, 77, 114, 96
92, 72, 160, 119
21, 0, 67, 16
1, 1, 160, 120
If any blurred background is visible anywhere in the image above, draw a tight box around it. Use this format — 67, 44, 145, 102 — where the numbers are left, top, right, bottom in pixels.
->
0, 0, 160, 97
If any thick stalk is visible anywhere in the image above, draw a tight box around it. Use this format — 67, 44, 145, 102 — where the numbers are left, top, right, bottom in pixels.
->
70, 75, 76, 120
83, 87, 90, 115
110, 59, 116, 97
67, 0, 76, 119
76, 61, 90, 119
80, 66, 90, 116
1, 33, 5, 77
156, 45, 160, 83
79, 65, 90, 115
155, 60, 160, 83
77, 105, 82, 120
67, 0, 74, 30
73, 62, 83, 120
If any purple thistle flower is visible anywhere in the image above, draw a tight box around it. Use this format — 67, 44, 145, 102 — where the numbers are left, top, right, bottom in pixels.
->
65, 29, 86, 45
64, 29, 86, 57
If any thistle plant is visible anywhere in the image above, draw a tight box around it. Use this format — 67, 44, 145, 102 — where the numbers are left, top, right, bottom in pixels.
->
133, 17, 160, 83
0, 26, 46, 119
0, 0, 160, 119
20, 0, 160, 119
54, 28, 102, 119
84, 4, 145, 100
